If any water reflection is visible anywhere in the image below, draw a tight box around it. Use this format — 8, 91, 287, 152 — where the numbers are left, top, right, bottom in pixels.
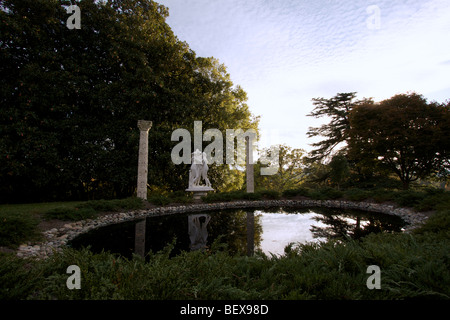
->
67, 207, 406, 258
307, 207, 404, 241
188, 214, 211, 251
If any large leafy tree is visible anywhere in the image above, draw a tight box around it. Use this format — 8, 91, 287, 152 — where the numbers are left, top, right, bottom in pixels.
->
0, 0, 258, 202
306, 92, 374, 162
348, 93, 450, 189
254, 144, 306, 192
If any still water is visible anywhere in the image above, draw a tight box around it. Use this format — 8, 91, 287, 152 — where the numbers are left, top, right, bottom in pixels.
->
68, 207, 406, 258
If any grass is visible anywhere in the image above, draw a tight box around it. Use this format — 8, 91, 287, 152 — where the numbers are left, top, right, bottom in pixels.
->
0, 197, 144, 247
0, 201, 85, 217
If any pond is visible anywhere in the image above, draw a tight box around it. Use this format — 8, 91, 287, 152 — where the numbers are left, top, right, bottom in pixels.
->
68, 206, 407, 258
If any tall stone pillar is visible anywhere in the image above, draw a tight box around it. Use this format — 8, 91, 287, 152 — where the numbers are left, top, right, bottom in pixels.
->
137, 120, 152, 200
246, 136, 254, 193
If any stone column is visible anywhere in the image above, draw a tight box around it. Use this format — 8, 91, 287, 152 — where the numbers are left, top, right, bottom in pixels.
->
246, 136, 254, 193
137, 120, 152, 200
134, 219, 146, 258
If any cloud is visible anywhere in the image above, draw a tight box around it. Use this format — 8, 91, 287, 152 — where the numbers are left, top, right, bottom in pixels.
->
161, 0, 450, 150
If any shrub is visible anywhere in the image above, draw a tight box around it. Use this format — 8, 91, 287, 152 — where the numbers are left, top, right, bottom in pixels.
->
282, 187, 310, 198
344, 188, 369, 201
370, 189, 396, 203
80, 199, 119, 212
258, 190, 280, 199
310, 187, 343, 200
148, 194, 171, 206
242, 192, 262, 201
414, 191, 450, 212
114, 197, 145, 210
412, 210, 450, 236
0, 212, 41, 247
44, 207, 97, 221
393, 190, 426, 207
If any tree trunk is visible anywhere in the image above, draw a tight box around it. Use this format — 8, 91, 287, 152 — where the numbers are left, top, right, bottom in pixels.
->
402, 180, 410, 190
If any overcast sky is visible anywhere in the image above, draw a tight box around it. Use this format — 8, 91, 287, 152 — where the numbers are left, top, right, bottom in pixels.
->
159, 0, 450, 152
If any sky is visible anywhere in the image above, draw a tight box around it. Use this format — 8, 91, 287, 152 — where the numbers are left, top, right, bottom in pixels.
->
159, 0, 450, 152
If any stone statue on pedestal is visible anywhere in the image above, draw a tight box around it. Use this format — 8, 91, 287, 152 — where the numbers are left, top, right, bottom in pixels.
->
187, 149, 213, 191
186, 149, 213, 202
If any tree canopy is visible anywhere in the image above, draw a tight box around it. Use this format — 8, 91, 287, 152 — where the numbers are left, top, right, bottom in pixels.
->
348, 93, 450, 189
306, 92, 373, 162
254, 144, 306, 192
0, 0, 258, 203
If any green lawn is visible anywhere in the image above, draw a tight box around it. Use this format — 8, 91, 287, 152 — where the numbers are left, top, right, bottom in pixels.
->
0, 201, 85, 217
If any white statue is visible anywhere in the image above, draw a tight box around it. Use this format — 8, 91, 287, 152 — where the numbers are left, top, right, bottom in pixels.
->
188, 149, 212, 189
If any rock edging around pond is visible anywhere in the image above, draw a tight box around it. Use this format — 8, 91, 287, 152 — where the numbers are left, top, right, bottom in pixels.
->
16, 199, 429, 259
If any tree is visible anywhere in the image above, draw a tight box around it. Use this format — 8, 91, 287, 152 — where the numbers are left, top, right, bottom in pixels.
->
254, 144, 306, 192
328, 154, 350, 189
0, 0, 258, 202
306, 92, 374, 162
348, 93, 450, 189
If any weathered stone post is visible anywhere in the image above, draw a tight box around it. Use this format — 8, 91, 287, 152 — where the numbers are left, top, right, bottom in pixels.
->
246, 136, 254, 193
137, 120, 152, 200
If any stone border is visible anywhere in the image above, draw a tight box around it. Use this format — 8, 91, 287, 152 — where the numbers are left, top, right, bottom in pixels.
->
16, 199, 429, 259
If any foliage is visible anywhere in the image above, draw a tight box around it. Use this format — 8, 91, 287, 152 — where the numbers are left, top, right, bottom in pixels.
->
254, 144, 306, 192
348, 93, 450, 189
306, 92, 374, 162
148, 194, 171, 206
413, 210, 450, 236
309, 187, 344, 200
0, 197, 143, 247
282, 187, 311, 198
343, 188, 370, 201
0, 212, 41, 247
0, 0, 258, 203
44, 207, 97, 221
328, 154, 350, 189
44, 197, 144, 220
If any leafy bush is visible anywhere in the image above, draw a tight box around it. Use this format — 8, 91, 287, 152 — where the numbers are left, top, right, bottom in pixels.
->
0, 212, 41, 247
344, 188, 370, 201
80, 199, 119, 212
393, 190, 426, 207
168, 191, 193, 204
414, 191, 450, 212
310, 187, 343, 200
148, 194, 171, 206
44, 207, 97, 221
44, 197, 145, 220
114, 197, 145, 210
282, 187, 310, 198
412, 210, 450, 236
370, 189, 396, 203
258, 190, 280, 199
241, 192, 262, 201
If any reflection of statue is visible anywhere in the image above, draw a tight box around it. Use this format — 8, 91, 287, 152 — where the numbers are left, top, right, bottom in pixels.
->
188, 149, 212, 189
188, 214, 211, 251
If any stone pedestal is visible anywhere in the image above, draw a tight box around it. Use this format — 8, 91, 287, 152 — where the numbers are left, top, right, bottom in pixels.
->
186, 187, 214, 203
137, 120, 152, 200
